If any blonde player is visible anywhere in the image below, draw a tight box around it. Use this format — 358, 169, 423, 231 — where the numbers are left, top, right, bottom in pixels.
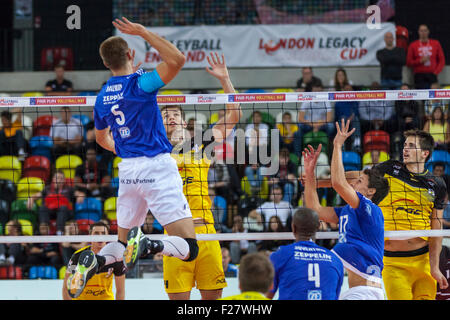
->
160, 52, 242, 300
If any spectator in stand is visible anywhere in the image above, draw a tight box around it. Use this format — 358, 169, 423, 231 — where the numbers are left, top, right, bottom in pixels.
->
294, 82, 334, 157
358, 82, 397, 135
28, 170, 74, 235
432, 162, 449, 200
229, 215, 257, 264
50, 106, 83, 157
424, 83, 449, 120
258, 215, 290, 253
0, 110, 27, 159
141, 211, 163, 235
61, 220, 88, 266
395, 83, 424, 131
45, 64, 73, 96
376, 31, 406, 90
245, 110, 269, 161
268, 148, 297, 205
423, 105, 450, 149
74, 144, 114, 200
0, 220, 27, 266
244, 209, 264, 233
221, 246, 238, 277
407, 24, 445, 89
277, 112, 298, 152
333, 84, 361, 151
329, 68, 353, 91
25, 223, 62, 269
244, 163, 264, 196
209, 188, 231, 233
255, 184, 295, 231
83, 121, 115, 169
296, 67, 323, 92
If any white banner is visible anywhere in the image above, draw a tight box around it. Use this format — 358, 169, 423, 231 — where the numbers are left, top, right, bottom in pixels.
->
116, 23, 395, 68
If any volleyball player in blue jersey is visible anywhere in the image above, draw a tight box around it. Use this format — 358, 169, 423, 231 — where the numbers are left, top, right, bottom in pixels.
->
303, 119, 390, 300
267, 207, 344, 300
67, 17, 198, 298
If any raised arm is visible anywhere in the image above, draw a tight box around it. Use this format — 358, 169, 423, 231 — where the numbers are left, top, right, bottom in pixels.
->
95, 128, 116, 154
331, 119, 359, 209
113, 17, 185, 84
303, 144, 338, 224
208, 52, 242, 142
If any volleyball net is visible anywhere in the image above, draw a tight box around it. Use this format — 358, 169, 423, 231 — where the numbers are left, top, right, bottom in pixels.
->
0, 89, 449, 247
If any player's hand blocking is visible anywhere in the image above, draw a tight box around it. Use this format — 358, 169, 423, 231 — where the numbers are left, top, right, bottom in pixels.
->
113, 17, 147, 37
205, 52, 230, 81
334, 119, 355, 147
302, 144, 322, 179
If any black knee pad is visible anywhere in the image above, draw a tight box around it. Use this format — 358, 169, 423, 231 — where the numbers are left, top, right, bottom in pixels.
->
184, 238, 199, 262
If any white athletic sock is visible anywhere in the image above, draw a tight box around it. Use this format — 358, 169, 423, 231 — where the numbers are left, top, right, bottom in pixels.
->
160, 236, 190, 260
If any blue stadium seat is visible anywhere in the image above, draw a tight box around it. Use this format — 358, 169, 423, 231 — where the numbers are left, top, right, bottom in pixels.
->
74, 197, 102, 222
29, 136, 53, 161
426, 150, 450, 175
342, 151, 361, 171
244, 88, 266, 93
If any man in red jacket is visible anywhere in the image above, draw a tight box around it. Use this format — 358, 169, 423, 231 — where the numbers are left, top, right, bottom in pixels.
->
407, 24, 446, 89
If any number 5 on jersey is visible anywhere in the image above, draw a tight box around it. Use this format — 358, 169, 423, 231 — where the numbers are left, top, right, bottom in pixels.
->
111, 104, 125, 125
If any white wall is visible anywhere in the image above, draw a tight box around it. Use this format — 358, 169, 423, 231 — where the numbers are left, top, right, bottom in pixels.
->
0, 276, 350, 300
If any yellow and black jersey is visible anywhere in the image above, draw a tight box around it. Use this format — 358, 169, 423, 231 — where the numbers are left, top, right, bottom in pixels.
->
373, 160, 447, 237
67, 246, 126, 300
219, 291, 270, 300
171, 132, 216, 227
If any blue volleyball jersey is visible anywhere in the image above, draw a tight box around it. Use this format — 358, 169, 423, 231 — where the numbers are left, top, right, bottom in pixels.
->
333, 192, 384, 282
94, 69, 172, 158
270, 240, 344, 300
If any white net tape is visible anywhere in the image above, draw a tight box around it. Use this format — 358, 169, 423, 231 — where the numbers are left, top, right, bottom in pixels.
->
1, 229, 450, 244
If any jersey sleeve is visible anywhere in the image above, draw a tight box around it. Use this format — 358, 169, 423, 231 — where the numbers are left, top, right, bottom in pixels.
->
354, 192, 382, 225
93, 105, 108, 130
138, 69, 165, 93
372, 159, 395, 175
433, 176, 447, 210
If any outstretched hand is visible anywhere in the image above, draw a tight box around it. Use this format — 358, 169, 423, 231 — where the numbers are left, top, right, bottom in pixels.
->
302, 144, 322, 178
334, 118, 355, 147
205, 52, 229, 81
113, 17, 147, 36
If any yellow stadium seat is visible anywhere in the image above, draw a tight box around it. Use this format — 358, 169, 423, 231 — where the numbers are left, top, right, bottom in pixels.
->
0, 156, 22, 184
59, 266, 67, 279
160, 90, 183, 95
362, 151, 390, 168
21, 92, 44, 97
104, 197, 117, 221
112, 157, 122, 178
8, 219, 33, 236
272, 88, 295, 93
16, 177, 45, 201
241, 176, 269, 200
55, 155, 83, 180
